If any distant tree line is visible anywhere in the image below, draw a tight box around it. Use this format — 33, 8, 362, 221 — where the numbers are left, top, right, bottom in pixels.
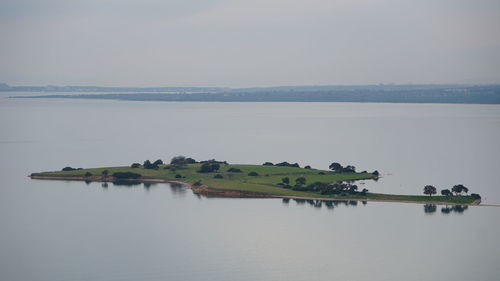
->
329, 162, 356, 173
262, 161, 300, 168
423, 184, 480, 199
277, 176, 368, 196
62, 166, 83, 171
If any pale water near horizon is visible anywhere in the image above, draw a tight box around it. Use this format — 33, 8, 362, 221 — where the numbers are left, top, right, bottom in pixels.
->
1, 95, 499, 281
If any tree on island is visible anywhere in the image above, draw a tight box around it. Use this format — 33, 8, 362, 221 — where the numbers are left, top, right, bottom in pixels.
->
281, 177, 290, 184
170, 156, 196, 166
295, 177, 307, 186
329, 162, 343, 172
452, 184, 469, 196
263, 162, 274, 166
130, 163, 141, 168
441, 189, 452, 196
198, 162, 220, 173
423, 185, 437, 197
343, 165, 356, 173
143, 160, 159, 169
102, 170, 109, 177
153, 159, 163, 165
329, 162, 356, 173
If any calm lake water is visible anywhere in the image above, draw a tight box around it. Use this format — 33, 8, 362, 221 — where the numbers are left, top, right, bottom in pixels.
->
1, 94, 499, 281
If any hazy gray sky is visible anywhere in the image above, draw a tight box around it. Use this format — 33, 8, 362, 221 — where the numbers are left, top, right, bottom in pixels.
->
1, 0, 499, 87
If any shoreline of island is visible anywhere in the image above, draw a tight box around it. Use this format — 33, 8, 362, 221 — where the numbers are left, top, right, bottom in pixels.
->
29, 174, 481, 206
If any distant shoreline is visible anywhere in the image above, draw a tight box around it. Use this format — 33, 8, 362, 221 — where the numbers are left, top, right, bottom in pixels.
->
5, 84, 500, 104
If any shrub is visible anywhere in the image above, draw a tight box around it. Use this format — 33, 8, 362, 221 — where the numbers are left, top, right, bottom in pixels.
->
275, 162, 300, 168
227, 168, 242, 173
62, 166, 76, 171
441, 189, 452, 196
304, 165, 311, 169
281, 177, 290, 184
193, 180, 202, 186
248, 171, 259, 176
200, 159, 228, 165
471, 193, 481, 200
112, 172, 142, 179
263, 162, 274, 166
186, 157, 197, 164
143, 160, 159, 169
318, 171, 325, 175
84, 172, 92, 177
102, 170, 109, 176
372, 170, 379, 176
198, 162, 220, 173
175, 174, 182, 178
295, 177, 307, 185
171, 156, 197, 166
130, 163, 141, 168
153, 159, 163, 165
213, 174, 224, 179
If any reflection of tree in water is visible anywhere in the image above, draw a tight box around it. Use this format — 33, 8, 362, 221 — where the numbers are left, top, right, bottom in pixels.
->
424, 204, 437, 214
287, 198, 364, 210
441, 205, 468, 214
424, 204, 469, 215
169, 182, 187, 195
101, 182, 108, 188
112, 180, 142, 187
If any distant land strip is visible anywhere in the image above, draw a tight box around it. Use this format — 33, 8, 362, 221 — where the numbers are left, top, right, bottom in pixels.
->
4, 84, 500, 104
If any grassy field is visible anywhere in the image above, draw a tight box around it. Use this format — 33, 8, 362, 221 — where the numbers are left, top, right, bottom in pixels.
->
30, 163, 478, 205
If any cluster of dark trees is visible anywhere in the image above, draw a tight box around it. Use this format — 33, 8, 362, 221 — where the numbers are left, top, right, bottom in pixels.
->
143, 159, 163, 169
62, 166, 83, 171
248, 171, 259, 176
200, 159, 228, 165
328, 162, 356, 173
130, 159, 163, 169
112, 172, 142, 179
170, 156, 197, 165
263, 161, 300, 168
277, 177, 368, 195
423, 184, 480, 199
301, 181, 368, 195
198, 161, 221, 173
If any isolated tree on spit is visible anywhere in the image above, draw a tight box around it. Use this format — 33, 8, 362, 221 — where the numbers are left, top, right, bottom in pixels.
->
423, 185, 437, 197
452, 184, 468, 196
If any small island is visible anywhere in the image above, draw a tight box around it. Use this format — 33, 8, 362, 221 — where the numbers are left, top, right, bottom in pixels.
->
30, 156, 481, 205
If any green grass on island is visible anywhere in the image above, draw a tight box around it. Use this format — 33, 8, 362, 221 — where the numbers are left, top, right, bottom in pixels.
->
30, 161, 480, 205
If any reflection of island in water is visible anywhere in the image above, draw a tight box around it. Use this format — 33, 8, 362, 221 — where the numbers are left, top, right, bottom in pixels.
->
424, 204, 468, 215
282, 198, 366, 210
97, 181, 187, 195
